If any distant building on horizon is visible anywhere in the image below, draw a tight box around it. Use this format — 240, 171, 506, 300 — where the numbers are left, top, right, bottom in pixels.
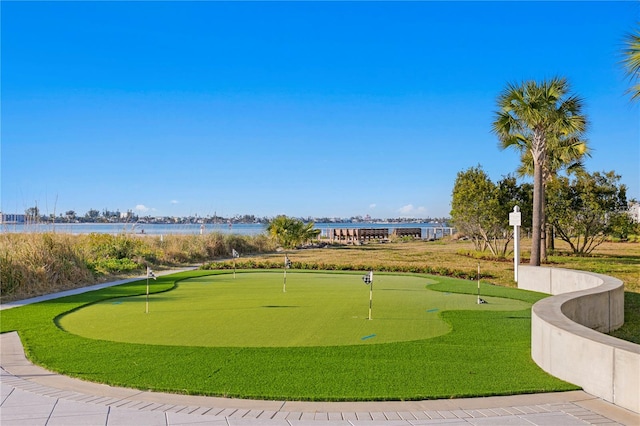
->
0, 213, 26, 223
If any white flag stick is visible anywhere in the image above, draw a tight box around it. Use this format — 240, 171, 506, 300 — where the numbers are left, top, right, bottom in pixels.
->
232, 249, 239, 278
476, 263, 487, 304
146, 267, 156, 314
283, 255, 291, 293
477, 263, 480, 301
146, 271, 150, 314
362, 271, 373, 320
368, 271, 373, 320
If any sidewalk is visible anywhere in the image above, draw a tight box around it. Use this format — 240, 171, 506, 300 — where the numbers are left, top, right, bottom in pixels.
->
2, 274, 639, 425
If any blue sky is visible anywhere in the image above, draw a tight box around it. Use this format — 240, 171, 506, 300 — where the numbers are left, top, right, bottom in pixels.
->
2, 1, 638, 220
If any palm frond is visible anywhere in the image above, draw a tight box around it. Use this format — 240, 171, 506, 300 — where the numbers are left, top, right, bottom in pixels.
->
622, 26, 640, 100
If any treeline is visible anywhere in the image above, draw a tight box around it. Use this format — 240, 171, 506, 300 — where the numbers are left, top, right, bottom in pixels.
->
450, 166, 637, 258
19, 207, 449, 226
0, 232, 276, 302
21, 207, 275, 225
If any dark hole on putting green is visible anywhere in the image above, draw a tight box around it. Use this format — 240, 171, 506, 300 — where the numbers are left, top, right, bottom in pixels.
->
262, 305, 300, 308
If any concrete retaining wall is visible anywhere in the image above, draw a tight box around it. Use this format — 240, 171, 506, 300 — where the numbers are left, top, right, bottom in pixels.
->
518, 265, 639, 413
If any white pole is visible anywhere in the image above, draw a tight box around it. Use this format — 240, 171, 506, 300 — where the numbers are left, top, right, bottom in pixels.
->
145, 276, 149, 314
368, 271, 373, 320
283, 254, 289, 293
514, 224, 520, 282
510, 206, 522, 283
477, 263, 480, 304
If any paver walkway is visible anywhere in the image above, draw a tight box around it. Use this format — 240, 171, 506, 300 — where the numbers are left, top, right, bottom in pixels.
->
2, 273, 639, 425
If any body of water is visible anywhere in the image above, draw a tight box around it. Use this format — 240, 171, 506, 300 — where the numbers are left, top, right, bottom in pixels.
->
1, 222, 453, 238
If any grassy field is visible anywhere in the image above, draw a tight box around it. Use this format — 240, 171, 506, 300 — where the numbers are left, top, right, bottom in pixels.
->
228, 238, 639, 343
58, 272, 530, 347
1, 270, 578, 401
2, 234, 638, 343
236, 238, 639, 292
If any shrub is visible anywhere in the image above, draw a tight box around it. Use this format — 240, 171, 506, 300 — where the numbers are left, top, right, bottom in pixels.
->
200, 259, 480, 280
88, 257, 140, 275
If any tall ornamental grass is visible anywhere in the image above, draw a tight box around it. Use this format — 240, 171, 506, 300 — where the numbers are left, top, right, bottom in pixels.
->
0, 233, 94, 299
0, 232, 276, 302
156, 233, 273, 264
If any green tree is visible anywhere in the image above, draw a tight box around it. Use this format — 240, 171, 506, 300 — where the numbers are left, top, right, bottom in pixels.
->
267, 215, 320, 249
546, 170, 628, 254
608, 209, 638, 241
622, 24, 640, 101
25, 206, 40, 223
450, 166, 495, 251
492, 78, 587, 265
496, 175, 534, 236
85, 209, 100, 220
450, 166, 529, 256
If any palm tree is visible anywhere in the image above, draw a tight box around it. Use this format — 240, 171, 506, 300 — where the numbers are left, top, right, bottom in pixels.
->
511, 134, 590, 259
492, 78, 587, 266
622, 25, 640, 101
267, 215, 320, 249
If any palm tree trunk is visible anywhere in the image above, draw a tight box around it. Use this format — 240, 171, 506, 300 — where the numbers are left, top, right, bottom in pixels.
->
544, 222, 554, 252
540, 190, 547, 262
530, 159, 544, 266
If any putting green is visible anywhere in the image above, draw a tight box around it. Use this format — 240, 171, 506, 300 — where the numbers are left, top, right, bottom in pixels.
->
58, 272, 530, 347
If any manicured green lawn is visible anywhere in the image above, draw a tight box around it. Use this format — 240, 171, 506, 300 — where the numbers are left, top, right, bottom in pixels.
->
1, 270, 578, 401
58, 272, 530, 347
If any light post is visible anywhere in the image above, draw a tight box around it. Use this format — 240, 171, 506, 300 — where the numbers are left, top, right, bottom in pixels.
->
509, 206, 522, 282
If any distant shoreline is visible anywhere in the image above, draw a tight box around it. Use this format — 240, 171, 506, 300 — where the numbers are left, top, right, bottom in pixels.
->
1, 222, 452, 237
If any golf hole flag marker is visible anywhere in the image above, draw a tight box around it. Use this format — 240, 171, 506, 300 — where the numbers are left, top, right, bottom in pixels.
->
146, 266, 157, 314
283, 255, 292, 293
232, 249, 240, 278
477, 263, 487, 304
362, 270, 373, 320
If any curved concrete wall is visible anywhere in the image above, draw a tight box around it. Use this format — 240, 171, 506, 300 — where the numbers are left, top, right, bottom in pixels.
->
518, 265, 639, 414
